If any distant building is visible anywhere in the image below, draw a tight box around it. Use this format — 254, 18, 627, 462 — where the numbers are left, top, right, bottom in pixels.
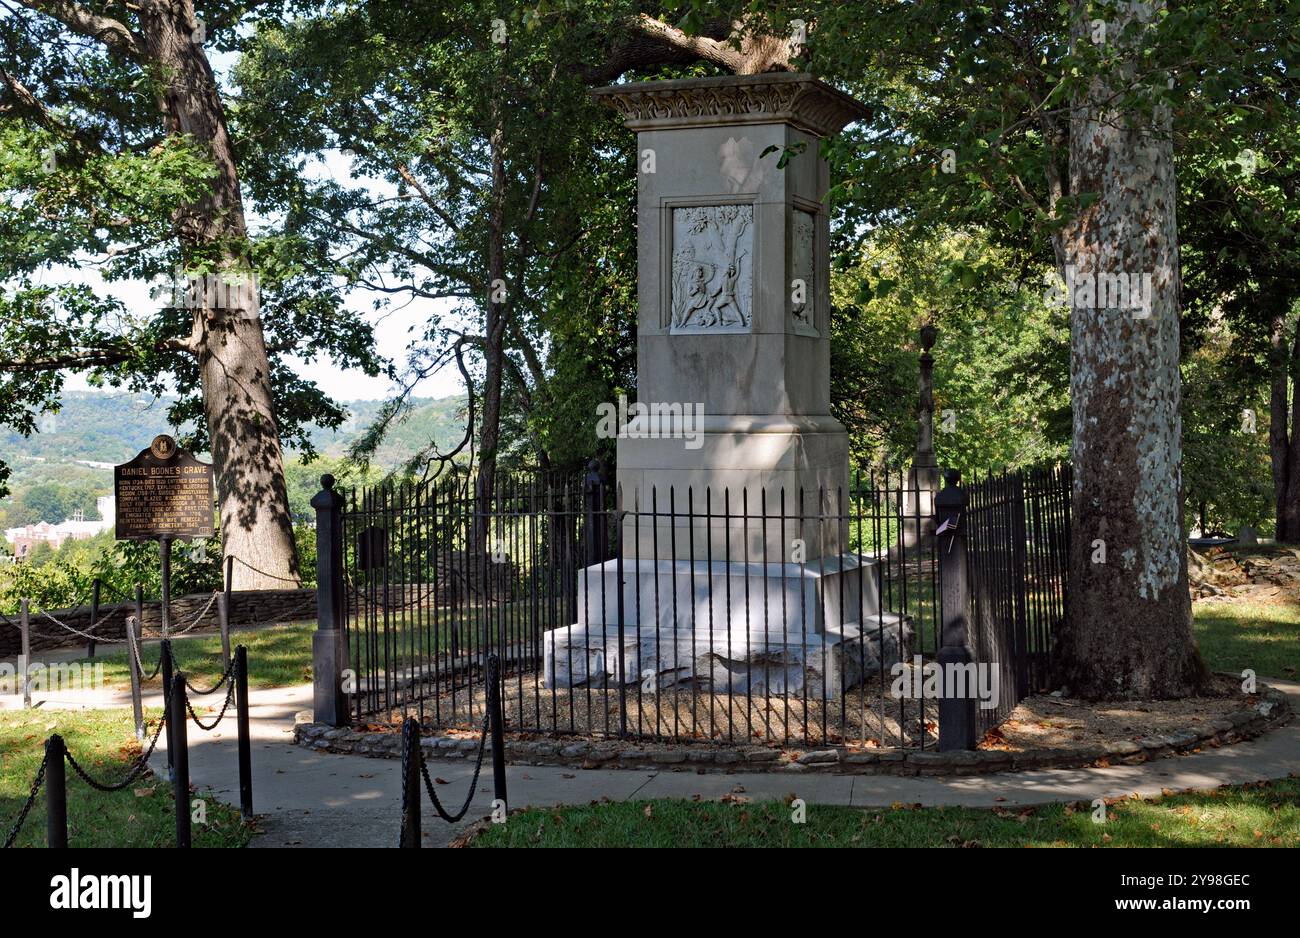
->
4, 509, 113, 559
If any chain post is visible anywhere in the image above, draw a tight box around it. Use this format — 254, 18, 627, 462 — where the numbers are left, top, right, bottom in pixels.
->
489, 654, 508, 812
169, 670, 191, 848
400, 717, 421, 848
86, 578, 101, 658
45, 735, 68, 847
235, 645, 253, 820
161, 639, 175, 779
125, 616, 145, 741
19, 598, 30, 709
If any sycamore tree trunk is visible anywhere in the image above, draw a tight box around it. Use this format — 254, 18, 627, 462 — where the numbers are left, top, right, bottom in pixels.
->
1053, 0, 1206, 699
139, 0, 299, 589
1271, 308, 1300, 542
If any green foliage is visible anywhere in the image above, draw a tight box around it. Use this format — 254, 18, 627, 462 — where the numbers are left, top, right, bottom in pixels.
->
0, 1, 385, 489
0, 480, 102, 527
1181, 327, 1276, 534
832, 228, 1070, 471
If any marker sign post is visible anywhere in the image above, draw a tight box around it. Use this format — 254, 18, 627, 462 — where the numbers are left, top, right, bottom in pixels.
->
115, 435, 215, 635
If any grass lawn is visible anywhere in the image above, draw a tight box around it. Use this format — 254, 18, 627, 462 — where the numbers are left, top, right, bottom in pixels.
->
0, 708, 250, 848
51, 597, 1293, 694
76, 621, 317, 691
470, 778, 1300, 848
1193, 601, 1300, 680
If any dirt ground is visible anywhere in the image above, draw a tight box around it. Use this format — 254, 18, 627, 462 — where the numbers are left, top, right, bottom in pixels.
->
989, 673, 1249, 751
368, 670, 1261, 755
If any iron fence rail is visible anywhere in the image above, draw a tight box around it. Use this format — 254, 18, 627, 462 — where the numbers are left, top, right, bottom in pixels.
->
341, 465, 1070, 750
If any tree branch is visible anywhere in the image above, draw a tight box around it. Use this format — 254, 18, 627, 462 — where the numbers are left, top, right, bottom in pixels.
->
19, 0, 146, 61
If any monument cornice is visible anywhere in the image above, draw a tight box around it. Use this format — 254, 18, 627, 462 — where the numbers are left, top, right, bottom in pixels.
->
592, 73, 870, 137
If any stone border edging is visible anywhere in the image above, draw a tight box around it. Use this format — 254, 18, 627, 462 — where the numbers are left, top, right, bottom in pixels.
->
293, 685, 1291, 777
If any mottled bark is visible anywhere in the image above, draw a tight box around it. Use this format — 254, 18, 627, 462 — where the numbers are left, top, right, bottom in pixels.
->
1269, 309, 1295, 541
1053, 0, 1206, 699
139, 0, 299, 588
1283, 319, 1300, 541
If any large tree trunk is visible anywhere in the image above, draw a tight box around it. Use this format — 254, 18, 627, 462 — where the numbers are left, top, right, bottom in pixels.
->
1269, 307, 1294, 540
473, 120, 509, 559
141, 0, 299, 588
1053, 0, 1206, 700
1283, 318, 1300, 541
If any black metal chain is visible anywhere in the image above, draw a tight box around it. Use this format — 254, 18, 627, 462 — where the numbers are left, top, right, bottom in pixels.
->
224, 555, 303, 584
416, 661, 495, 823
137, 649, 165, 681
64, 698, 169, 793
184, 655, 235, 696
186, 679, 236, 731
2, 748, 49, 848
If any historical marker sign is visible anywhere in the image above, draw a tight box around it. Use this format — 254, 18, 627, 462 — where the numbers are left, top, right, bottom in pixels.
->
114, 435, 215, 541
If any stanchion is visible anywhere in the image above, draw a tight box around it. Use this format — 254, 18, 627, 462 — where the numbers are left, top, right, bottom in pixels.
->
160, 536, 173, 637
488, 654, 508, 812
168, 671, 191, 848
400, 718, 421, 848
86, 578, 101, 658
19, 598, 30, 709
125, 616, 145, 741
161, 639, 175, 779
218, 591, 231, 673
134, 583, 144, 636
46, 734, 67, 848
235, 645, 253, 820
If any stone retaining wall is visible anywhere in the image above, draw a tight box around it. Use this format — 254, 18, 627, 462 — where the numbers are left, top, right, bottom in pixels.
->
0, 589, 317, 656
294, 683, 1291, 776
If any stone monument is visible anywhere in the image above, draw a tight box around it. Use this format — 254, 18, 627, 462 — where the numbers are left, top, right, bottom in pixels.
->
543, 74, 910, 696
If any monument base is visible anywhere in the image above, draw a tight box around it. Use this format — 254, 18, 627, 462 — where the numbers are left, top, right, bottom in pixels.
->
542, 619, 911, 698
543, 556, 911, 696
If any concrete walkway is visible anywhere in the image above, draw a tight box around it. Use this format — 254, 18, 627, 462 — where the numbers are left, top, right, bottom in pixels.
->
7, 665, 1298, 848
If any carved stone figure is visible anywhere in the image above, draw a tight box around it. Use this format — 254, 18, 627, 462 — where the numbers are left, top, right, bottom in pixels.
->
670, 204, 753, 332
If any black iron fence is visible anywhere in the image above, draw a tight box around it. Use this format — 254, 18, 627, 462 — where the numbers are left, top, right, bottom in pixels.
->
964, 466, 1072, 734
326, 463, 1070, 751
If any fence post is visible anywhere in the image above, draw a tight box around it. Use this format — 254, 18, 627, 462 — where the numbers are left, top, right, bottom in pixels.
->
235, 644, 253, 821
583, 459, 606, 567
488, 654, 508, 812
46, 734, 67, 848
161, 639, 175, 779
936, 469, 977, 752
168, 670, 191, 848
399, 717, 421, 848
134, 583, 144, 636
222, 557, 233, 671
217, 590, 231, 673
86, 578, 100, 658
125, 616, 145, 741
19, 598, 30, 709
311, 474, 349, 726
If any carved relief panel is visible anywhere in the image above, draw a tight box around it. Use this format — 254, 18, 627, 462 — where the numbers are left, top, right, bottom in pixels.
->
669, 204, 754, 334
